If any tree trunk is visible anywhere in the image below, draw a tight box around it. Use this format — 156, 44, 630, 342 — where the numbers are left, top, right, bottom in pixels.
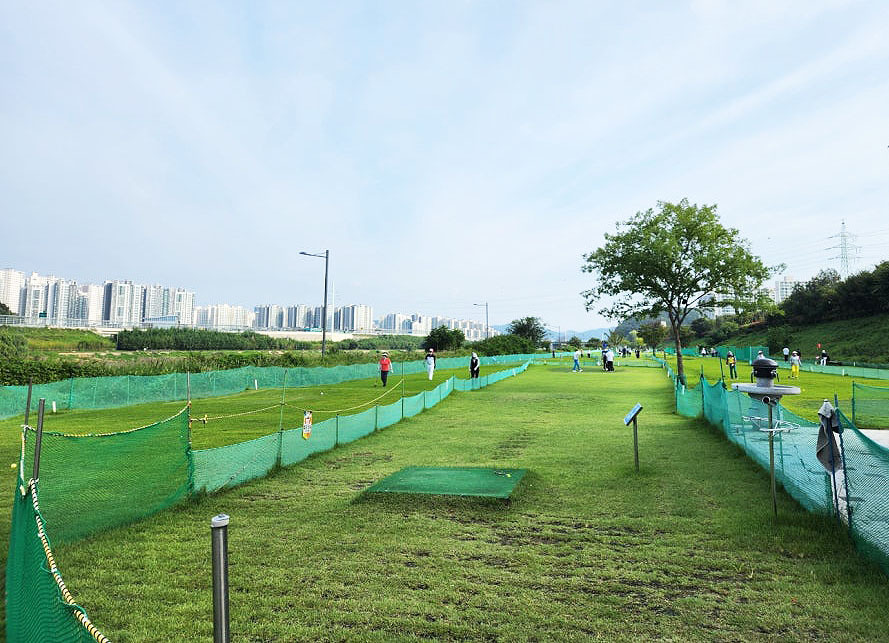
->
673, 321, 686, 385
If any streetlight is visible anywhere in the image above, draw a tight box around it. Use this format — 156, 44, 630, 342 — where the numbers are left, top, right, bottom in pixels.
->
299, 249, 329, 359
473, 302, 489, 339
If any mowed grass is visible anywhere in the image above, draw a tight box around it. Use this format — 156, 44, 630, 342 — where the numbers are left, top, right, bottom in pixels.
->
663, 355, 889, 428
18, 363, 889, 641
0, 364, 515, 634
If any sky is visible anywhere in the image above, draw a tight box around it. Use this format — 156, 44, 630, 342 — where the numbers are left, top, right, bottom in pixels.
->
2, 1, 888, 332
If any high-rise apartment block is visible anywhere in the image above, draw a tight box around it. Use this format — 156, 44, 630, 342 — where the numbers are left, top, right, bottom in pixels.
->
774, 276, 802, 304
0, 268, 26, 314
196, 304, 254, 330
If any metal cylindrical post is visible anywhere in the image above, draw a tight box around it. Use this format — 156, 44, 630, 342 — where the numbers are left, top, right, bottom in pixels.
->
33, 399, 46, 481
24, 378, 33, 426
768, 404, 777, 517
633, 417, 639, 472
211, 514, 231, 643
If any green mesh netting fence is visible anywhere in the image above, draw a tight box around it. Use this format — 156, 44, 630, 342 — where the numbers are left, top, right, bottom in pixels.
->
6, 360, 531, 642
664, 345, 769, 362
852, 381, 889, 429
774, 360, 889, 381
0, 353, 549, 420
654, 357, 889, 577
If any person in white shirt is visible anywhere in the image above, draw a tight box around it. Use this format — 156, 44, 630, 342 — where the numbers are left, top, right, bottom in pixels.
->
424, 348, 436, 380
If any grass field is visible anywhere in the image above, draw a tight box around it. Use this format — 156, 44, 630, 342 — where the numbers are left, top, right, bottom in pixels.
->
7, 361, 889, 640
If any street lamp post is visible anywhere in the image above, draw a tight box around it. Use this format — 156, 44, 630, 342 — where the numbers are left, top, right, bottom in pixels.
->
474, 302, 489, 339
299, 250, 329, 359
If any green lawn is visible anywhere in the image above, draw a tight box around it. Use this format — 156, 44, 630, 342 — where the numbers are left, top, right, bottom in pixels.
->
10, 363, 888, 641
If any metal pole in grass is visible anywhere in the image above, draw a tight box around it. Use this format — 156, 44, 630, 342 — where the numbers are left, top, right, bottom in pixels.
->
768, 402, 777, 517
33, 399, 46, 482
835, 393, 853, 528
277, 370, 287, 467
623, 404, 642, 472
401, 361, 405, 419
210, 514, 230, 643
24, 378, 33, 426
187, 372, 191, 405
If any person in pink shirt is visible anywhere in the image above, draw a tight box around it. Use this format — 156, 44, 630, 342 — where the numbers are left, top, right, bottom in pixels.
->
379, 351, 392, 387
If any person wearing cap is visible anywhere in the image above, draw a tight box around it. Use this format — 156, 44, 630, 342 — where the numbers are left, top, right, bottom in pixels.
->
379, 351, 392, 387
726, 351, 737, 379
790, 351, 801, 379
425, 348, 436, 380
469, 352, 480, 379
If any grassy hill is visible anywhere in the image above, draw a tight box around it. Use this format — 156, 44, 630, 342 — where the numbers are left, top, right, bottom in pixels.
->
722, 313, 889, 364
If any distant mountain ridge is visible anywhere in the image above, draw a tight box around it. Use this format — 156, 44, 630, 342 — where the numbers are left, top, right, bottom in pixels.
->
491, 325, 613, 342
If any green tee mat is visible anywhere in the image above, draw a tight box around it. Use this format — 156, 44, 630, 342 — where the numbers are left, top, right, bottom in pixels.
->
365, 466, 527, 498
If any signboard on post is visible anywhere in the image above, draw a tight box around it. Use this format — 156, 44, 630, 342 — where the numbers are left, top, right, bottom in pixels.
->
302, 411, 313, 440
623, 403, 643, 426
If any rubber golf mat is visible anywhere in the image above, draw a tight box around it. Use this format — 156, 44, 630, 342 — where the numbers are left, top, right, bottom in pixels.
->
365, 466, 527, 498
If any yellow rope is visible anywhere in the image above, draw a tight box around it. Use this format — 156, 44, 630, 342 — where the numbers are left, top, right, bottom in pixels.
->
189, 404, 282, 425
28, 406, 190, 438
283, 377, 404, 414
28, 479, 111, 643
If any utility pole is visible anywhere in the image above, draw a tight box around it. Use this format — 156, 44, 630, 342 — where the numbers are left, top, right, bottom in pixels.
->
474, 302, 489, 339
828, 220, 860, 278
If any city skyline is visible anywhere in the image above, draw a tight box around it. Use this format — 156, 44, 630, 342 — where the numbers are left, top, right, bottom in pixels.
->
0, 266, 500, 337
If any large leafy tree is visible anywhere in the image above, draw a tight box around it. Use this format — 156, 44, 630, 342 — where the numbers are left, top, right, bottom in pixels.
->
423, 325, 465, 352
581, 199, 771, 383
507, 317, 547, 345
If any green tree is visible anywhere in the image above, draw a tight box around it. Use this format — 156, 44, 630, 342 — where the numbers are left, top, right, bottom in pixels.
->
689, 316, 713, 339
423, 325, 465, 352
605, 329, 625, 348
581, 199, 772, 383
0, 301, 13, 316
585, 337, 602, 349
507, 317, 547, 345
471, 334, 534, 356
566, 335, 583, 349
637, 322, 668, 349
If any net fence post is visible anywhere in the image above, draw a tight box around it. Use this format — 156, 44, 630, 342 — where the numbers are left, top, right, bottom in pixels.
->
33, 398, 46, 482
68, 377, 74, 410
211, 514, 231, 643
835, 393, 853, 528
24, 377, 33, 426
277, 370, 287, 468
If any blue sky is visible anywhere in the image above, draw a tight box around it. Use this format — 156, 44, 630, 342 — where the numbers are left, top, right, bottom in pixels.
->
2, 1, 888, 330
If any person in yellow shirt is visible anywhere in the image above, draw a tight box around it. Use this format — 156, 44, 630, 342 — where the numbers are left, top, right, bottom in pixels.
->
790, 351, 801, 379
726, 351, 738, 379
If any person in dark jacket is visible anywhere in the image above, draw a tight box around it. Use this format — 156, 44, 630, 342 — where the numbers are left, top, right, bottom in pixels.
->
469, 352, 480, 378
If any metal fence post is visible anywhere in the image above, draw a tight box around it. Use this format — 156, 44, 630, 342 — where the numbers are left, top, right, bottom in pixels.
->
24, 378, 33, 426
211, 514, 230, 643
33, 399, 46, 482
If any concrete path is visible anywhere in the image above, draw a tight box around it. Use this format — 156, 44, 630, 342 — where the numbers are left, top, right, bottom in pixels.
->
861, 430, 889, 449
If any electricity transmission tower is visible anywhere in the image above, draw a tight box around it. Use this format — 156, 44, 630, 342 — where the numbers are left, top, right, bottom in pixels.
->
827, 220, 860, 278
